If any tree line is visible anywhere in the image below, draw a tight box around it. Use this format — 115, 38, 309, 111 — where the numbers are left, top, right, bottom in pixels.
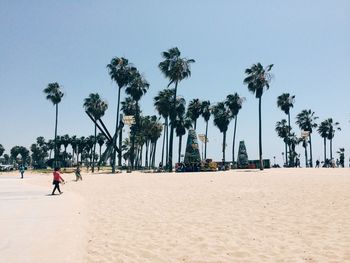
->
0, 47, 346, 171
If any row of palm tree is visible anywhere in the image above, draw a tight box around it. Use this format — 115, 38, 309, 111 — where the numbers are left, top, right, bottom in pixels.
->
276, 103, 341, 167
41, 47, 346, 171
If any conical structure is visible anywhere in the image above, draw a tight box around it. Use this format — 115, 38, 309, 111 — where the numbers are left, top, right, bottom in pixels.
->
184, 129, 201, 164
237, 140, 249, 168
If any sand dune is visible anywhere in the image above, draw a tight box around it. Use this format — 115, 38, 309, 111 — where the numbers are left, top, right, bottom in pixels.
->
1, 168, 350, 262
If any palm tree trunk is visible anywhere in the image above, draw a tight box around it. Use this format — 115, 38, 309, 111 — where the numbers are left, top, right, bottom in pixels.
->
161, 119, 166, 166
330, 139, 333, 160
178, 135, 182, 163
204, 121, 208, 159
304, 144, 308, 168
287, 112, 291, 167
222, 131, 226, 164
165, 118, 169, 166
194, 119, 197, 130
152, 141, 157, 168
99, 144, 102, 171
148, 142, 153, 169
232, 116, 238, 165
145, 141, 149, 168
168, 81, 178, 172
112, 87, 122, 173
118, 117, 123, 167
309, 134, 313, 167
284, 142, 288, 166
92, 123, 97, 173
258, 98, 263, 170
323, 137, 327, 163
54, 103, 58, 167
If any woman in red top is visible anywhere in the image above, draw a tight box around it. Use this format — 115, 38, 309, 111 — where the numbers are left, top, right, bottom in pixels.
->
52, 167, 65, 195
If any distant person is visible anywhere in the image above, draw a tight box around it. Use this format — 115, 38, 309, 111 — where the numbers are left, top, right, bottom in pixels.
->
19, 164, 25, 179
331, 158, 336, 168
75, 165, 82, 181
315, 160, 320, 168
51, 167, 65, 195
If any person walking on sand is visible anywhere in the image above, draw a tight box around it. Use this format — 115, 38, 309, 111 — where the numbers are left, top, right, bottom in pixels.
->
19, 164, 25, 179
75, 165, 82, 181
52, 167, 65, 195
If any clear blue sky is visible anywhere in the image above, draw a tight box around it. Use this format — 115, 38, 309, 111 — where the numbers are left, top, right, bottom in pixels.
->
0, 0, 349, 166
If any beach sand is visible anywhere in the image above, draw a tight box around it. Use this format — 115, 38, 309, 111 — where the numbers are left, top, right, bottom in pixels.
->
1, 168, 350, 262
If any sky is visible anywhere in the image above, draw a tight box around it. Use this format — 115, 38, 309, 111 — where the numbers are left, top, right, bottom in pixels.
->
0, 0, 349, 166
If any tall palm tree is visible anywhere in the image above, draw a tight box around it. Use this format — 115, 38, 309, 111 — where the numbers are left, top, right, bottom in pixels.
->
159, 47, 195, 171
107, 57, 135, 172
295, 109, 318, 167
277, 93, 295, 166
317, 120, 330, 163
125, 70, 149, 169
275, 119, 290, 166
243, 63, 273, 170
212, 102, 231, 164
84, 93, 108, 172
154, 89, 174, 167
225, 93, 245, 165
43, 82, 64, 166
186, 99, 202, 130
326, 118, 341, 160
201, 101, 211, 159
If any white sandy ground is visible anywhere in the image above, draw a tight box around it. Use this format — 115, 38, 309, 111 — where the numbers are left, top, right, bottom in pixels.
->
1, 168, 350, 262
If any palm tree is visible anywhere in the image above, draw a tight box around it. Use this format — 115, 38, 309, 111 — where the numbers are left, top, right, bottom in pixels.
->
61, 134, 70, 166
154, 89, 174, 167
84, 135, 95, 169
159, 47, 195, 171
317, 120, 330, 163
326, 118, 341, 160
97, 133, 106, 168
70, 135, 77, 165
187, 99, 202, 130
201, 101, 211, 160
0, 144, 5, 158
295, 109, 318, 167
47, 139, 55, 159
275, 119, 290, 166
337, 148, 345, 167
286, 132, 300, 166
76, 136, 86, 164
212, 102, 231, 164
83, 93, 108, 172
43, 82, 64, 166
125, 69, 149, 169
243, 63, 273, 170
277, 93, 295, 166
107, 57, 135, 172
174, 97, 192, 163
225, 93, 245, 165
149, 117, 163, 168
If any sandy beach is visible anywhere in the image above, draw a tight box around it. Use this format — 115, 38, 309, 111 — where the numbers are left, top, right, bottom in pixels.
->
1, 168, 350, 262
